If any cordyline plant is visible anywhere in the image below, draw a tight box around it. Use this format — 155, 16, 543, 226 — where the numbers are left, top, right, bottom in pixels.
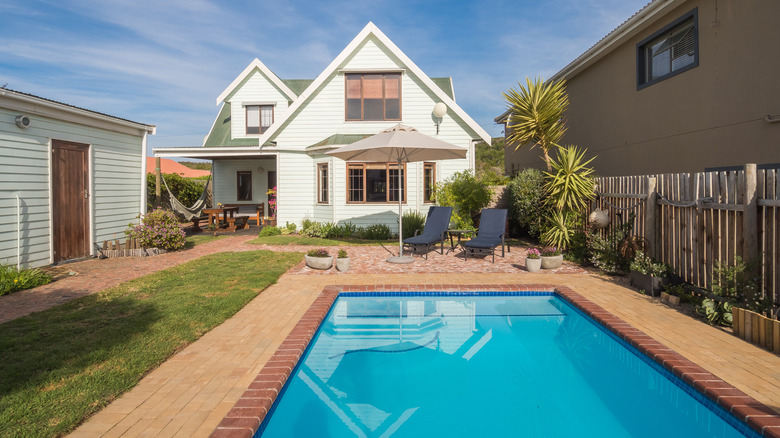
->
502, 77, 569, 171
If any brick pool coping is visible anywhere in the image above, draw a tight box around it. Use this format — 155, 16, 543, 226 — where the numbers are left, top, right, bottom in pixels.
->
210, 284, 780, 438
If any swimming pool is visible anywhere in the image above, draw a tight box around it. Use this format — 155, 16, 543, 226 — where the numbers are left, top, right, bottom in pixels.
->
256, 292, 758, 437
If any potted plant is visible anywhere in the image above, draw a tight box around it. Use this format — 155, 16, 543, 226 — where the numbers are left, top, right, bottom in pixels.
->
305, 248, 332, 270
336, 249, 350, 272
629, 251, 668, 297
540, 247, 563, 269
525, 247, 541, 273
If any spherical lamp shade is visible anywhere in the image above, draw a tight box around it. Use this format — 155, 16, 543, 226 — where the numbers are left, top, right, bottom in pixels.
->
588, 209, 610, 229
432, 102, 447, 118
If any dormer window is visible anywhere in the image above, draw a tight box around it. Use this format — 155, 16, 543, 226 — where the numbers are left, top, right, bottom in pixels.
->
345, 73, 401, 121
246, 105, 273, 134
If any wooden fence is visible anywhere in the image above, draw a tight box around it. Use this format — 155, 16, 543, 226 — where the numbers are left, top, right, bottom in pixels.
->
593, 164, 779, 317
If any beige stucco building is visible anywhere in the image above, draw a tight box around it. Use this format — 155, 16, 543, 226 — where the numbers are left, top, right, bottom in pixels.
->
499, 0, 780, 177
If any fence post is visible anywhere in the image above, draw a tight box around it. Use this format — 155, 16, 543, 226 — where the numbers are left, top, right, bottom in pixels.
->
155, 157, 162, 202
645, 176, 657, 258
743, 163, 758, 264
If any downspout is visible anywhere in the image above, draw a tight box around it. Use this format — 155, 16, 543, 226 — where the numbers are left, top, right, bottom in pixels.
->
16, 195, 21, 270
331, 158, 337, 224
140, 130, 148, 216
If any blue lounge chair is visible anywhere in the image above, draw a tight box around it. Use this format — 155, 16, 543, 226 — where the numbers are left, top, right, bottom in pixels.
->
463, 208, 509, 263
402, 206, 452, 259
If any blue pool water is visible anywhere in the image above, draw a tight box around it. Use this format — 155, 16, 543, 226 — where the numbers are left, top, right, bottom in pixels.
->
258, 293, 756, 437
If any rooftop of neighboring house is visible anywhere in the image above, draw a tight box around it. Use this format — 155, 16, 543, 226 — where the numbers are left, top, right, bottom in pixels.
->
146, 157, 209, 178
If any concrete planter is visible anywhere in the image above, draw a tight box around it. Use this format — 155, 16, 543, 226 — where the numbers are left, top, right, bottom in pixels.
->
336, 257, 350, 272
305, 255, 333, 270
630, 271, 666, 297
526, 257, 541, 273
541, 254, 563, 269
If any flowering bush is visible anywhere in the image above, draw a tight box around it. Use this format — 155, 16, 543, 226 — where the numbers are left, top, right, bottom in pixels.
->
540, 247, 561, 257
307, 249, 329, 257
526, 248, 541, 259
0, 264, 52, 296
337, 249, 348, 259
126, 208, 186, 251
267, 186, 277, 219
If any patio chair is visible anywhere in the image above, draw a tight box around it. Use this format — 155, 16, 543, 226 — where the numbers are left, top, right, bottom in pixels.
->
463, 208, 509, 263
402, 206, 452, 259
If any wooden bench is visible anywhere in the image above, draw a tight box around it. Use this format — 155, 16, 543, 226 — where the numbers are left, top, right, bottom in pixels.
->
190, 214, 210, 232
223, 203, 264, 230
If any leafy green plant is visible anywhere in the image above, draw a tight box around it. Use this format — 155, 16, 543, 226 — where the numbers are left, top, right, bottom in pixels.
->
0, 264, 52, 296
146, 173, 208, 215
696, 298, 733, 327
433, 170, 491, 230
301, 220, 324, 238
587, 214, 637, 275
540, 210, 579, 251
337, 249, 348, 259
360, 224, 392, 240
506, 168, 547, 238
502, 77, 569, 171
258, 225, 281, 237
307, 248, 329, 257
711, 256, 772, 316
126, 208, 186, 251
663, 283, 702, 305
280, 222, 297, 235
478, 169, 509, 186
543, 145, 596, 212
629, 251, 668, 277
402, 210, 427, 240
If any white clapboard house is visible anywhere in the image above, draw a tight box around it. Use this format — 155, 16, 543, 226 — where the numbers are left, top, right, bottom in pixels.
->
154, 22, 490, 231
0, 88, 155, 267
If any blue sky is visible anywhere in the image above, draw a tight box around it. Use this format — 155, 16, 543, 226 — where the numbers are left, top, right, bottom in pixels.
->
0, 0, 648, 155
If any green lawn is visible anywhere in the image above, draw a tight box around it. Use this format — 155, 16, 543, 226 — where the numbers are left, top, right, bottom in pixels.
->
0, 250, 302, 438
184, 233, 228, 248
251, 234, 396, 246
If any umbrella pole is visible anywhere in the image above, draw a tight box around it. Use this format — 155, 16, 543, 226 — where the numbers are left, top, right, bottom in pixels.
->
387, 158, 413, 264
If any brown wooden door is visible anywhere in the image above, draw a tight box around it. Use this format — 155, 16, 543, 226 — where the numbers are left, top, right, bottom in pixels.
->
52, 140, 89, 262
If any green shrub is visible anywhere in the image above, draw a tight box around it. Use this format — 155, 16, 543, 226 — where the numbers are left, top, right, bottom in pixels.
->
126, 208, 186, 251
478, 169, 509, 186
337, 249, 348, 259
587, 215, 636, 275
507, 168, 546, 238
0, 264, 52, 296
258, 225, 281, 237
337, 222, 357, 238
402, 210, 427, 240
321, 222, 338, 238
280, 222, 297, 235
433, 170, 492, 230
360, 224, 391, 240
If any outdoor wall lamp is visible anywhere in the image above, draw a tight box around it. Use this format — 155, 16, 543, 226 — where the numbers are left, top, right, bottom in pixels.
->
432, 102, 447, 134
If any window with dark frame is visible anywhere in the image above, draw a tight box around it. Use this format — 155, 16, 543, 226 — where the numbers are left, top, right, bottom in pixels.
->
637, 9, 698, 89
237, 171, 252, 201
246, 105, 274, 134
346, 162, 406, 203
423, 162, 435, 203
345, 73, 401, 121
317, 163, 329, 204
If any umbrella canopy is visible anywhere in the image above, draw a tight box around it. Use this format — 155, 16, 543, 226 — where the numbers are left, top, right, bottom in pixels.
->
327, 124, 468, 263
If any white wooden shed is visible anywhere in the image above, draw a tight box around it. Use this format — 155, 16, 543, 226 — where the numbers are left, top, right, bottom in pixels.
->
0, 88, 155, 268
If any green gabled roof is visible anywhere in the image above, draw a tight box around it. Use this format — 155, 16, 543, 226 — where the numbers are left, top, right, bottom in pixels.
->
431, 77, 453, 100
281, 79, 314, 96
203, 103, 274, 147
306, 134, 373, 150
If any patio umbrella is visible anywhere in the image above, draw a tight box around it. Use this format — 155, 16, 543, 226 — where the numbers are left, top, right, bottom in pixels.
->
327, 124, 468, 263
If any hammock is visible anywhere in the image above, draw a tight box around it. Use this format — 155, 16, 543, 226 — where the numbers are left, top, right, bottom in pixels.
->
160, 170, 212, 221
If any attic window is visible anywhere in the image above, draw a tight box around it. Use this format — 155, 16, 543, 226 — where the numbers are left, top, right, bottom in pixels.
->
246, 105, 273, 134
345, 73, 401, 121
637, 9, 698, 89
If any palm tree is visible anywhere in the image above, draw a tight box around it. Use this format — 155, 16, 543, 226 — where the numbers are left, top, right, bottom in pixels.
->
502, 78, 569, 171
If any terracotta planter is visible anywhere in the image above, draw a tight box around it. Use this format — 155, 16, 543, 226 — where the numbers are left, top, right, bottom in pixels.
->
540, 254, 563, 269
305, 255, 333, 270
630, 271, 666, 297
526, 257, 541, 273
336, 257, 350, 272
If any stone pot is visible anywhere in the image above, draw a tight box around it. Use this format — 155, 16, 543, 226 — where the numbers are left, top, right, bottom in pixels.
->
630, 271, 666, 297
305, 255, 333, 270
540, 254, 563, 269
336, 257, 350, 272
526, 257, 541, 273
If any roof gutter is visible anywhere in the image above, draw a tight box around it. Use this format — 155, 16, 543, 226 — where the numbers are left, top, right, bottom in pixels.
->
0, 88, 156, 134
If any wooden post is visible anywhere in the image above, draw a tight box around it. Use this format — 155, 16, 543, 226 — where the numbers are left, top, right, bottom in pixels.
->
645, 176, 657, 258
743, 163, 758, 265
155, 157, 162, 202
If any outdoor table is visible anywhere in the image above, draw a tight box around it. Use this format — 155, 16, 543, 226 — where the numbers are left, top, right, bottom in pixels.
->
203, 206, 238, 229
446, 229, 471, 253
